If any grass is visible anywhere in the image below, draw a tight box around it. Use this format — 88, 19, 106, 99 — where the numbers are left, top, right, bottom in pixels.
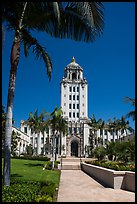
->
2, 158, 61, 202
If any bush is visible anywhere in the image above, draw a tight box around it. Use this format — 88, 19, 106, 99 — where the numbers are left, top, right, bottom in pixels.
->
2, 180, 41, 202
44, 161, 60, 170
2, 179, 58, 202
93, 146, 106, 160
85, 160, 135, 172
13, 155, 50, 161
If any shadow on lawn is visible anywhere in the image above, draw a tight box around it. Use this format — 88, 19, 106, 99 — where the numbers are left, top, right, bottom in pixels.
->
24, 163, 44, 167
11, 173, 23, 178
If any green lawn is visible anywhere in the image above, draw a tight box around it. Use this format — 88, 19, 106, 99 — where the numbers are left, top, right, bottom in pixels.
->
2, 158, 61, 202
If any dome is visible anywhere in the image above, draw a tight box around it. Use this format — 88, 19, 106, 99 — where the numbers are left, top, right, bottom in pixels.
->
65, 57, 83, 71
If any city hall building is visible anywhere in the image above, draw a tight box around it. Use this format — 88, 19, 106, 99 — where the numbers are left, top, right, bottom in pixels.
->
13, 57, 133, 157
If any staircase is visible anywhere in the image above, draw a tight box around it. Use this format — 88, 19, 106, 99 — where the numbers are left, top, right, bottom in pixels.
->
58, 157, 94, 170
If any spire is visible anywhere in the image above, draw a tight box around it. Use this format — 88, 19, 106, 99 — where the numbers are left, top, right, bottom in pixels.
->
72, 56, 76, 63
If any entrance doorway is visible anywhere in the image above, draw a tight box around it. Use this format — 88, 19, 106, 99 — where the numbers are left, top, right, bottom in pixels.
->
71, 140, 78, 157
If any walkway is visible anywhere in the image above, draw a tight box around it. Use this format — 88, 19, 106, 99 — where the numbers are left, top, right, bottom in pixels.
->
57, 170, 135, 202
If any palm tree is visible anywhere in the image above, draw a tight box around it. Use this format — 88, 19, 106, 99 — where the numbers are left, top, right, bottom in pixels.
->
49, 107, 68, 169
98, 119, 106, 146
88, 114, 102, 148
2, 2, 104, 186
118, 116, 134, 141
24, 109, 50, 155
124, 97, 135, 121
106, 117, 121, 142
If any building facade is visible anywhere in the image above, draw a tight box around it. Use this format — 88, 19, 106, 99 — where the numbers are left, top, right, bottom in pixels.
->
13, 57, 133, 157
60, 57, 90, 157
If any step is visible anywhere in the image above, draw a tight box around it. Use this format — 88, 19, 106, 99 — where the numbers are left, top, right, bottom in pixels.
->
60, 164, 81, 170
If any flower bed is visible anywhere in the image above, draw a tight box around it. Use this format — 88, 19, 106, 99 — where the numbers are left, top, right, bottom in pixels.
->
85, 160, 135, 172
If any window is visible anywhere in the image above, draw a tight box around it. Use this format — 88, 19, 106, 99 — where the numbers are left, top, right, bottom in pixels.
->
121, 129, 124, 134
77, 87, 79, 92
35, 138, 37, 143
82, 112, 84, 116
69, 95, 72, 100
72, 73, 76, 80
69, 112, 71, 117
69, 87, 72, 92
41, 138, 44, 144
74, 128, 76, 134
82, 103, 84, 107
64, 112, 66, 115
104, 130, 107, 135
73, 104, 75, 109
69, 104, 71, 109
30, 137, 33, 144
73, 87, 75, 92
24, 127, 27, 134
77, 113, 79, 118
73, 112, 75, 118
77, 95, 79, 100
69, 127, 72, 134
73, 95, 75, 100
77, 104, 79, 109
64, 94, 66, 97
100, 129, 103, 135
64, 103, 66, 106
82, 95, 84, 98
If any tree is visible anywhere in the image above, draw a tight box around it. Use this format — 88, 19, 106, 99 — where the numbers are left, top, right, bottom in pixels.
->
124, 97, 135, 121
11, 130, 21, 157
2, 2, 104, 186
26, 144, 33, 156
88, 114, 103, 148
118, 116, 134, 141
98, 119, 106, 146
106, 117, 121, 141
24, 109, 49, 155
2, 106, 19, 157
49, 107, 68, 169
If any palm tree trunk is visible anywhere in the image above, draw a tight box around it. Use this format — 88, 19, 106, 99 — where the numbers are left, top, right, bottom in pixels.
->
3, 32, 21, 186
3, 2, 28, 186
37, 133, 41, 155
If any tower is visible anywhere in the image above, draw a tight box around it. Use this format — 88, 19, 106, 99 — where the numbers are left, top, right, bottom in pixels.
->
60, 57, 89, 157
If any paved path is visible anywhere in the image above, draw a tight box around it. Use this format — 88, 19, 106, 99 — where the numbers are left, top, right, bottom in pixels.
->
57, 170, 135, 202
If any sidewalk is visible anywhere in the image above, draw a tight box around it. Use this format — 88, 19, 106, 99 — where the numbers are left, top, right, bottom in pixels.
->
57, 170, 135, 202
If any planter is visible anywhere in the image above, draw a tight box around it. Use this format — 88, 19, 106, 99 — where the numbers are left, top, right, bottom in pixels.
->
81, 162, 135, 192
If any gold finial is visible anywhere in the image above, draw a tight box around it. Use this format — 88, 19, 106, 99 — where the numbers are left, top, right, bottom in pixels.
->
72, 56, 76, 63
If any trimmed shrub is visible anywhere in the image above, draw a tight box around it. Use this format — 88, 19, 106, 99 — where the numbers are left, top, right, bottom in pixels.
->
13, 155, 50, 161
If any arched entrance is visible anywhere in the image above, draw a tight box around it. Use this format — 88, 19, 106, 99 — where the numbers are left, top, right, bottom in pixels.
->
71, 140, 78, 157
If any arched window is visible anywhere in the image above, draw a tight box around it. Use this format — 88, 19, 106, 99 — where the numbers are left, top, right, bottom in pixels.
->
72, 73, 76, 80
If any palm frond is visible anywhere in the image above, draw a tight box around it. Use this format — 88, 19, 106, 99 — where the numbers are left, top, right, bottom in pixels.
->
124, 96, 135, 106
21, 29, 52, 80
125, 111, 135, 121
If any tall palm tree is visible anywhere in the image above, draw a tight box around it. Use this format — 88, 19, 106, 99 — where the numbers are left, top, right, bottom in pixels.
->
98, 119, 106, 146
49, 107, 68, 169
118, 116, 134, 141
124, 97, 135, 121
2, 2, 104, 186
24, 109, 50, 155
88, 114, 102, 148
106, 117, 121, 142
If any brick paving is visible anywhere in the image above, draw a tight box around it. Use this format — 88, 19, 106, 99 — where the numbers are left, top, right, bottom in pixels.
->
57, 170, 135, 202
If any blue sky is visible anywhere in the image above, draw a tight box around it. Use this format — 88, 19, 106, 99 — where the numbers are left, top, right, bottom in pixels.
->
2, 2, 135, 130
